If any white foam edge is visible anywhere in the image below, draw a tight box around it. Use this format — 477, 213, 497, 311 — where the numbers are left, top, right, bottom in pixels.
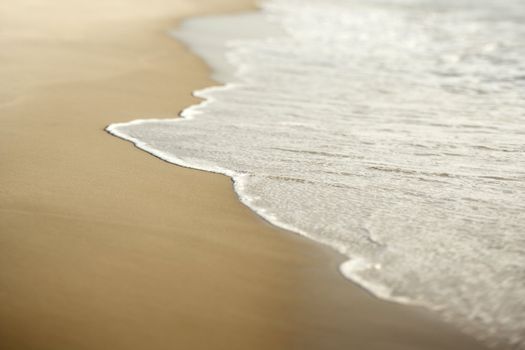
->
105, 11, 443, 315
106, 90, 440, 312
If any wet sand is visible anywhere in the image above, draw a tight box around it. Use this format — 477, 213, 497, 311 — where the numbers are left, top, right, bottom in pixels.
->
0, 1, 488, 349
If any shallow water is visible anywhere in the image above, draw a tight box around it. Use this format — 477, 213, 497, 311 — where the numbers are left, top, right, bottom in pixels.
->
108, 0, 525, 348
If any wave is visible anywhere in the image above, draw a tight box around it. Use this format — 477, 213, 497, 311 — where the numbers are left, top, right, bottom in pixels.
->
107, 1, 525, 348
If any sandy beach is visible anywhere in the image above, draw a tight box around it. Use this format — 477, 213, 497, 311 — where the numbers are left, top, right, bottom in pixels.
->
0, 1, 489, 349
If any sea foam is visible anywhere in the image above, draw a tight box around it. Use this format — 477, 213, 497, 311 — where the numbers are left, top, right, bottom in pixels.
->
107, 0, 525, 348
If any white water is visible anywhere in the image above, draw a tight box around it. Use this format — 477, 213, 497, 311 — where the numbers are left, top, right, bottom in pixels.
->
108, 1, 525, 348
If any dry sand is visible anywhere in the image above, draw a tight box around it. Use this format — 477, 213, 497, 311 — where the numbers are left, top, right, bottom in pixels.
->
0, 1, 488, 349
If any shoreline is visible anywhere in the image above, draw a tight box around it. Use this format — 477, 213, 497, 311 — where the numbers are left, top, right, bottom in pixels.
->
0, 1, 488, 349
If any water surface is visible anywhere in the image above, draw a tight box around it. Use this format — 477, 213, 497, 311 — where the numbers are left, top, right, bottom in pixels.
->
108, 1, 525, 347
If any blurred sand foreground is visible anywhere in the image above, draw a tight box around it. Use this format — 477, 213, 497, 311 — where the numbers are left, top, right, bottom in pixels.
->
0, 1, 487, 349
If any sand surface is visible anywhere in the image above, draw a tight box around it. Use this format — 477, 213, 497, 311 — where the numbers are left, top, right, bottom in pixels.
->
0, 1, 488, 349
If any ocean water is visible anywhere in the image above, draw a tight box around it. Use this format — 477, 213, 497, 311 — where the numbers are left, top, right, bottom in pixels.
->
107, 0, 525, 348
